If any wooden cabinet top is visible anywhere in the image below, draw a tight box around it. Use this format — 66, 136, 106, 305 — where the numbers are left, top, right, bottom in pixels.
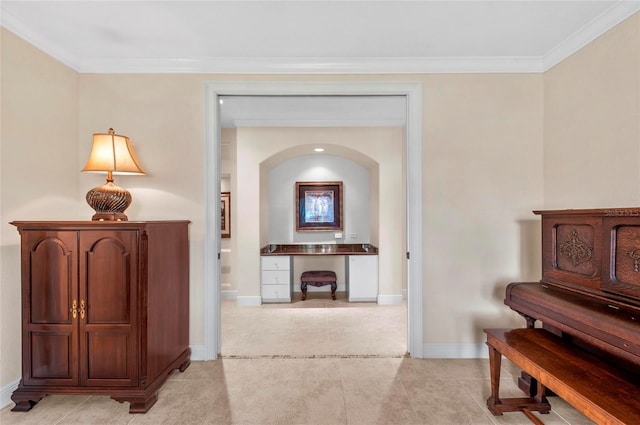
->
11, 220, 190, 230
534, 207, 640, 217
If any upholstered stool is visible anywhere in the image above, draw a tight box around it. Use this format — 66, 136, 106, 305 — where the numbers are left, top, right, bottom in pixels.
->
300, 270, 337, 300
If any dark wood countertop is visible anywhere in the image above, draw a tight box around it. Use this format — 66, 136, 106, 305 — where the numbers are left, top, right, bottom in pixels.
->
261, 243, 378, 256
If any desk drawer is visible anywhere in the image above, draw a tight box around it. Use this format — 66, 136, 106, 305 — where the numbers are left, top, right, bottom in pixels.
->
261, 270, 290, 285
262, 284, 290, 301
261, 256, 290, 271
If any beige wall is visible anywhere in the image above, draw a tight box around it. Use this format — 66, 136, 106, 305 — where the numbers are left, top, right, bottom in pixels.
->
544, 13, 640, 208
5, 10, 638, 391
76, 73, 209, 349
422, 74, 544, 343
1, 30, 80, 388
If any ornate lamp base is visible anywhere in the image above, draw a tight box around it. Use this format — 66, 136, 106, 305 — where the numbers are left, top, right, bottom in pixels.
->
86, 180, 132, 221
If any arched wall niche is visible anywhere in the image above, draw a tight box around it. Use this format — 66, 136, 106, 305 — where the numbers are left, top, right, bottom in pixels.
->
257, 142, 382, 296
230, 126, 403, 309
259, 142, 380, 247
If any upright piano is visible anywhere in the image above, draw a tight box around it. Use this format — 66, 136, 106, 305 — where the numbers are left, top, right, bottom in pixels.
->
503, 208, 640, 419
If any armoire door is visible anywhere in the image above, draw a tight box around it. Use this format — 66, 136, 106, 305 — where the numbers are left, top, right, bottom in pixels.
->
78, 230, 138, 387
22, 230, 79, 386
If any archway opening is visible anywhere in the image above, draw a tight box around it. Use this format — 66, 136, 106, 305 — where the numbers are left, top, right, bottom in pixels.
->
204, 82, 423, 359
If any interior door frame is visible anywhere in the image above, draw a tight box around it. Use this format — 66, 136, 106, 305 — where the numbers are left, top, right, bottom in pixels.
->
203, 81, 423, 358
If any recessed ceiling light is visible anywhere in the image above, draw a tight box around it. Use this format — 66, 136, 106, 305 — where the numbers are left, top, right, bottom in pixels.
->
314, 148, 324, 152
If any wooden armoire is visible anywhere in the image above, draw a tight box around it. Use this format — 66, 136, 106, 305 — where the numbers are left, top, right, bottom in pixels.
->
10, 221, 191, 413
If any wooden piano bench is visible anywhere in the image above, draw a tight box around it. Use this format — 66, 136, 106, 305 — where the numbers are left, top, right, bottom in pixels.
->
484, 328, 640, 425
300, 270, 337, 301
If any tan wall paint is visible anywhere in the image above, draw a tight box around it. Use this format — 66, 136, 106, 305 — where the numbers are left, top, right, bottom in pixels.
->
76, 73, 209, 350
1, 29, 80, 388
544, 13, 640, 209
423, 74, 544, 342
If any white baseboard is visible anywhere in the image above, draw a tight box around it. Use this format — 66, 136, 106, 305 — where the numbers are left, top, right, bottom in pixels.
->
189, 345, 208, 361
377, 294, 404, 305
422, 343, 488, 359
1, 378, 19, 411
221, 290, 237, 300
226, 290, 403, 303
236, 296, 262, 306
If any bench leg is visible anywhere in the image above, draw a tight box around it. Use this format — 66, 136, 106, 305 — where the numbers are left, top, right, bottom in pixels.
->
301, 281, 336, 300
486, 343, 503, 414
534, 380, 549, 407
486, 343, 551, 417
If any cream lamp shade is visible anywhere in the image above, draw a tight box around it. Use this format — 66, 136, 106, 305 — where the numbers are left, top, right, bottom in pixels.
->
82, 128, 146, 221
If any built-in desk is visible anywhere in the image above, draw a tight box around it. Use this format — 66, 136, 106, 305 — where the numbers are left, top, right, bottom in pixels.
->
261, 243, 378, 256
260, 244, 379, 303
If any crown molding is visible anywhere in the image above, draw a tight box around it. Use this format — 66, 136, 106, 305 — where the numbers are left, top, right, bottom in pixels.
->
543, 1, 640, 71
73, 56, 543, 74
2, 2, 638, 75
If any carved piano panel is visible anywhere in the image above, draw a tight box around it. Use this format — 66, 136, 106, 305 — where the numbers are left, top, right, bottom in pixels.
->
539, 213, 602, 291
556, 225, 596, 276
603, 217, 640, 301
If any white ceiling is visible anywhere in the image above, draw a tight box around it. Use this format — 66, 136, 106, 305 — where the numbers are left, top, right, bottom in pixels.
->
2, 1, 638, 74
3, 1, 638, 128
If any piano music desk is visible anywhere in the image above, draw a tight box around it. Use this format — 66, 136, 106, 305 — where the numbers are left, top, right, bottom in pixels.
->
485, 328, 640, 425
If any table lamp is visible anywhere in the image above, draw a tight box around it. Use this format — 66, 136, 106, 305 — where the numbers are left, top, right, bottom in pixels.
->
82, 128, 146, 221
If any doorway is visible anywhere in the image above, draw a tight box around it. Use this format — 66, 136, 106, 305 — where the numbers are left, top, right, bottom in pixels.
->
203, 81, 424, 359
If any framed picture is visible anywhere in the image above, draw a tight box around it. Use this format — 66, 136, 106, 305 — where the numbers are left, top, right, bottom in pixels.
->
221, 192, 231, 238
296, 181, 343, 231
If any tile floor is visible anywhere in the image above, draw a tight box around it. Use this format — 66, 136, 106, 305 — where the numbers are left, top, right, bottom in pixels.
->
1, 292, 594, 425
